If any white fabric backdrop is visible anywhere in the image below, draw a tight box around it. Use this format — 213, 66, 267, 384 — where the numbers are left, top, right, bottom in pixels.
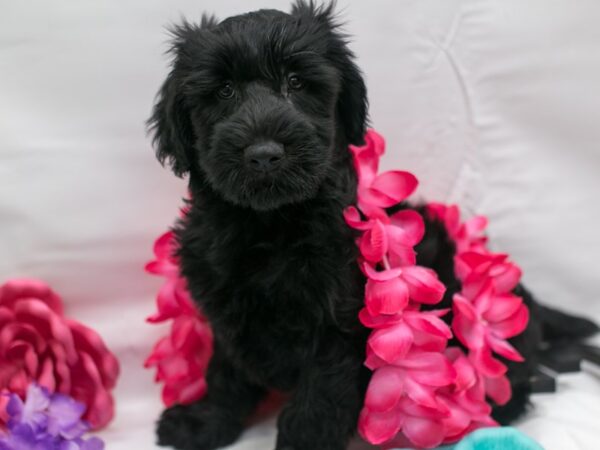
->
1, 1, 599, 449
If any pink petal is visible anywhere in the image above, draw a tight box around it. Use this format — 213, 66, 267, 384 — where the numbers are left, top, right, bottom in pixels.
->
452, 295, 477, 321
145, 259, 179, 277
487, 335, 524, 362
37, 357, 56, 392
363, 263, 403, 281
401, 267, 446, 304
444, 205, 461, 236
470, 348, 507, 377
359, 308, 403, 329
404, 377, 439, 409
176, 378, 207, 405
454, 252, 494, 281
147, 279, 182, 323
13, 300, 77, 364
451, 352, 477, 393
452, 315, 485, 351
351, 130, 384, 186
473, 281, 495, 316
365, 128, 386, 157
71, 351, 115, 429
67, 320, 120, 390
425, 203, 447, 222
368, 322, 414, 363
369, 171, 419, 206
388, 245, 417, 267
411, 328, 447, 353
0, 279, 63, 315
388, 210, 425, 246
404, 312, 452, 339
153, 231, 176, 260
440, 398, 472, 440
365, 277, 410, 315
491, 263, 522, 293
492, 304, 529, 339
365, 346, 388, 370
364, 366, 405, 412
400, 352, 456, 387
484, 374, 512, 405
402, 415, 445, 449
398, 396, 447, 418
360, 221, 389, 263
343, 206, 372, 231
483, 293, 523, 323
464, 216, 488, 236
358, 407, 403, 445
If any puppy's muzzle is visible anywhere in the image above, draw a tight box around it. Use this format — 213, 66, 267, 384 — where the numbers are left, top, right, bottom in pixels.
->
244, 141, 285, 173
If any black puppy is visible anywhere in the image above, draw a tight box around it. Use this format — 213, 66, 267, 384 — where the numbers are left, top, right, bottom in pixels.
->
148, 2, 598, 449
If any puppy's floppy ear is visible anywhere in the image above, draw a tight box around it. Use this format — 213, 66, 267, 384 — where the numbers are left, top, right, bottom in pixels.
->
147, 16, 218, 177
291, 1, 368, 145
335, 50, 368, 145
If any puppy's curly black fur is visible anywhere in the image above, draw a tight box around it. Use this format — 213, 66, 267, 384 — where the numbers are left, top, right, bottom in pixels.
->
148, 2, 598, 449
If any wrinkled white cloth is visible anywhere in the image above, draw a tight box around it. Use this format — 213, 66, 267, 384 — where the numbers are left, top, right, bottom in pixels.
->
1, 1, 599, 449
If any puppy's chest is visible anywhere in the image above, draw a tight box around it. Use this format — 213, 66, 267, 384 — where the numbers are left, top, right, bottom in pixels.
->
190, 221, 351, 358
199, 215, 352, 303
208, 240, 331, 387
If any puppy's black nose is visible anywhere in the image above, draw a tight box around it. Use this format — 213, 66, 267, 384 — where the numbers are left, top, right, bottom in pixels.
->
245, 142, 284, 172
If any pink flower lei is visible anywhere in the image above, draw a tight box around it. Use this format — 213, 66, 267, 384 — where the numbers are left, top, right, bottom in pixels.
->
348, 130, 529, 448
145, 129, 529, 449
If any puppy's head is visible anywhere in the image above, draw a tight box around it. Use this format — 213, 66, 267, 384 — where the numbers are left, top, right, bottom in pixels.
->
149, 1, 367, 211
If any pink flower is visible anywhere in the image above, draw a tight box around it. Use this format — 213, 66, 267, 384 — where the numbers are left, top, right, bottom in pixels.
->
452, 281, 528, 377
347, 131, 530, 448
361, 309, 452, 364
362, 263, 446, 316
345, 207, 424, 266
350, 130, 419, 217
360, 396, 448, 448
455, 252, 522, 297
438, 348, 498, 442
145, 231, 197, 322
0, 279, 119, 430
360, 351, 456, 446
427, 203, 488, 254
144, 229, 213, 407
144, 314, 212, 406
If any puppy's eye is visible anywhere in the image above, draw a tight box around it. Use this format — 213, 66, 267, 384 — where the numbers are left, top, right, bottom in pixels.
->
287, 74, 304, 91
217, 82, 235, 99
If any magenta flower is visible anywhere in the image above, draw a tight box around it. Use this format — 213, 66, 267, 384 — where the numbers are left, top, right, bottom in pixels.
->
427, 203, 488, 254
345, 207, 424, 266
361, 309, 452, 364
455, 252, 522, 297
438, 348, 500, 440
348, 131, 529, 448
360, 350, 456, 446
349, 131, 419, 217
0, 383, 104, 450
0, 279, 119, 430
145, 231, 198, 323
144, 229, 214, 407
362, 263, 446, 316
364, 350, 456, 409
452, 281, 528, 376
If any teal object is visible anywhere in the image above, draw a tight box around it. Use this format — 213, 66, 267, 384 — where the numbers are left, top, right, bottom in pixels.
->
436, 427, 544, 450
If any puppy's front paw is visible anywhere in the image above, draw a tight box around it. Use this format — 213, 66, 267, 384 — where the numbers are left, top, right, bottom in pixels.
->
157, 403, 243, 450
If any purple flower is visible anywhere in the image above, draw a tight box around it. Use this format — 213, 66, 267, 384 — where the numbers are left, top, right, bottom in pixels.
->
0, 384, 105, 450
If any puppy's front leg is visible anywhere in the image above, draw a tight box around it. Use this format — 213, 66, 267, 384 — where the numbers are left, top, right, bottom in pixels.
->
157, 348, 266, 450
275, 336, 364, 450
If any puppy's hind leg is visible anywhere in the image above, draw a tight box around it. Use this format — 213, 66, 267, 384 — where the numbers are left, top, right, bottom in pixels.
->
157, 349, 266, 450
